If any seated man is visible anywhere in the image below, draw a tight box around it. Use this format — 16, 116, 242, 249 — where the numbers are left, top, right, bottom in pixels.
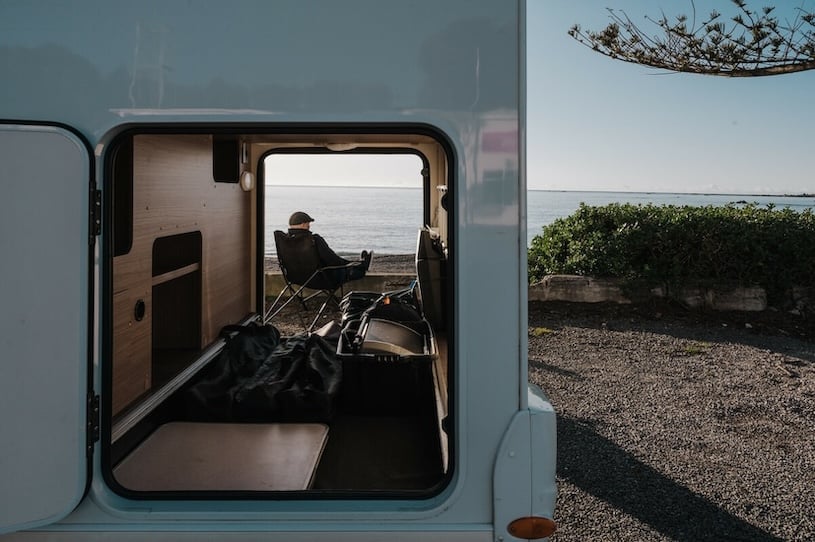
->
287, 211, 372, 282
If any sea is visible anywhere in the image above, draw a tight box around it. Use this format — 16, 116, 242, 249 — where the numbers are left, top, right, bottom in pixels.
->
264, 185, 815, 257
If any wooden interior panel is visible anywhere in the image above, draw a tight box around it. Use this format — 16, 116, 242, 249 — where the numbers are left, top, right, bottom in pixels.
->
111, 288, 151, 414
112, 134, 253, 416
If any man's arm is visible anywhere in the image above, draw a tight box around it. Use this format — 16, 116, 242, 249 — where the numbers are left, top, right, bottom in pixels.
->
313, 234, 351, 267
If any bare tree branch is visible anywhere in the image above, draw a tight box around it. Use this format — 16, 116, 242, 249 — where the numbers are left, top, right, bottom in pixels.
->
569, 0, 815, 76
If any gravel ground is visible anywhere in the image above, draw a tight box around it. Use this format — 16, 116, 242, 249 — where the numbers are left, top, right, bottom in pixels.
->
265, 258, 815, 540
528, 301, 815, 542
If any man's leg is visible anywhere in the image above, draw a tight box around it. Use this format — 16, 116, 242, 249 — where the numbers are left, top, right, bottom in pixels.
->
360, 250, 373, 271
345, 262, 367, 281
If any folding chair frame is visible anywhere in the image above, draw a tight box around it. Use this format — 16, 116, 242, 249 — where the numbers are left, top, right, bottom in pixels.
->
264, 262, 360, 331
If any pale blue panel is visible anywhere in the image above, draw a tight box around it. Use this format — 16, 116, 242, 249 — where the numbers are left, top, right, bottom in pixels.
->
0, 125, 90, 533
0, 0, 517, 132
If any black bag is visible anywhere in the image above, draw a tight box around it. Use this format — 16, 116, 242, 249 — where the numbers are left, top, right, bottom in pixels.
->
339, 291, 382, 324
341, 286, 423, 324
183, 323, 281, 421
234, 333, 342, 422
184, 323, 341, 422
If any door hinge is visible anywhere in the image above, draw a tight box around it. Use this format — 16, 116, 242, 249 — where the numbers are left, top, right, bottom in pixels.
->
90, 188, 101, 239
86, 393, 100, 455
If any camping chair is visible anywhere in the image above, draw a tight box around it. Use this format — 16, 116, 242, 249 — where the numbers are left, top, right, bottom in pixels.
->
264, 230, 363, 331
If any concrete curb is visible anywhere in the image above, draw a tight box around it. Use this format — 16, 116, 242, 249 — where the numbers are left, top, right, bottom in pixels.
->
530, 275, 812, 313
528, 275, 631, 304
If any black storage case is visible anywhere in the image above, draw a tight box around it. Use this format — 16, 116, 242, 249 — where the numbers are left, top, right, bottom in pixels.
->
337, 317, 436, 415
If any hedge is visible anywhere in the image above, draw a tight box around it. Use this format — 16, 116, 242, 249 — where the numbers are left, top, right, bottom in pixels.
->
528, 202, 815, 305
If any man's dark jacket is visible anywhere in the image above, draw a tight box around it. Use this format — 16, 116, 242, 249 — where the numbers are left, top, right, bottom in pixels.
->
287, 228, 350, 267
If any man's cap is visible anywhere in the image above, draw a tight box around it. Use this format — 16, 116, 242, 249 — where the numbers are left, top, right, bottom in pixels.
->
289, 211, 315, 225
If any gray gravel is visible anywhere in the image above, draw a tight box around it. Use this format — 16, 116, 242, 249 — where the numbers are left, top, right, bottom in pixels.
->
528, 301, 815, 542
267, 283, 815, 540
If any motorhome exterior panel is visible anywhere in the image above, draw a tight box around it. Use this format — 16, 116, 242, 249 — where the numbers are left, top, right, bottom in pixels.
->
0, 125, 91, 533
0, 1, 519, 131
0, 1, 556, 539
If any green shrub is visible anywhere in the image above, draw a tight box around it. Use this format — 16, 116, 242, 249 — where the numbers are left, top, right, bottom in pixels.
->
528, 202, 815, 304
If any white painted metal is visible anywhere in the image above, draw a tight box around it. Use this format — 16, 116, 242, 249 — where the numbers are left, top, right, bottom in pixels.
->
0, 125, 90, 534
0, 0, 557, 538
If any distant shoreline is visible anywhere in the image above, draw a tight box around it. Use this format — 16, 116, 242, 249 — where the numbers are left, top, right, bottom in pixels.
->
527, 189, 815, 198
270, 185, 814, 198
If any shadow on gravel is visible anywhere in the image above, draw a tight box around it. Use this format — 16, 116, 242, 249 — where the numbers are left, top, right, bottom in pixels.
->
557, 416, 782, 541
531, 361, 585, 380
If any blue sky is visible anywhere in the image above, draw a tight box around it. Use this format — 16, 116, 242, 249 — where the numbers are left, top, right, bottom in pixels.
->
527, 0, 815, 194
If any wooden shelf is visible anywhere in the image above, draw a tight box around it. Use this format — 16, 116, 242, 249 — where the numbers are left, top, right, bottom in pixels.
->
152, 262, 200, 286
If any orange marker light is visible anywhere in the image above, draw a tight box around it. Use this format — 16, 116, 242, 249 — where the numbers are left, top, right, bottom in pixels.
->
507, 516, 557, 539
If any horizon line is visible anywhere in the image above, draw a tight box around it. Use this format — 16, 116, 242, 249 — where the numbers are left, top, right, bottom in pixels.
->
265, 183, 419, 189
266, 184, 812, 198
529, 189, 814, 198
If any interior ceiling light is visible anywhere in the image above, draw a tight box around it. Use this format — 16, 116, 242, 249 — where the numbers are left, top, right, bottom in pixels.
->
325, 143, 358, 152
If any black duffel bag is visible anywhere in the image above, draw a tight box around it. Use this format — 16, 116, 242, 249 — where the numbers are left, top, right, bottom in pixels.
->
184, 323, 341, 422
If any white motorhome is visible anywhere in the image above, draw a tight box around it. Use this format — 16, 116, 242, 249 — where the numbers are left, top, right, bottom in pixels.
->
0, 1, 556, 540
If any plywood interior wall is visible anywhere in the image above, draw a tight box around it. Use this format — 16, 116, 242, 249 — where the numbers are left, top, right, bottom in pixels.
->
112, 134, 252, 415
